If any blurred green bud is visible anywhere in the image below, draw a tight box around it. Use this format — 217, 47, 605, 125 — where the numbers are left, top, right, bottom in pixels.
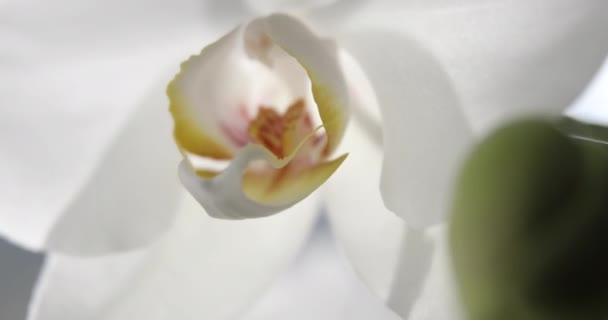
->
450, 119, 608, 320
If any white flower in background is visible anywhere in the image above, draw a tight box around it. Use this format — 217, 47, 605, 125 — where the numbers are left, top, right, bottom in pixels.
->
0, 0, 607, 320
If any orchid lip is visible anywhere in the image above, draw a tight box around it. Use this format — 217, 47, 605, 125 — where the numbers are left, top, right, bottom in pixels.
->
168, 13, 350, 219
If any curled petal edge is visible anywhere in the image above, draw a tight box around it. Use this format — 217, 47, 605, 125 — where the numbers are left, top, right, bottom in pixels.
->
179, 126, 347, 219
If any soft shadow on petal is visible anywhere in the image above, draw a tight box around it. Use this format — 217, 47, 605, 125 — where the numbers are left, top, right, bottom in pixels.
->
338, 29, 472, 227
44, 76, 182, 256
407, 225, 464, 320
325, 120, 442, 318
242, 0, 337, 15
1, 0, 217, 55
323, 122, 403, 300
325, 47, 459, 317
0, 0, 226, 250
0, 53, 186, 251
202, 0, 250, 27
243, 217, 402, 320
306, 0, 367, 30
28, 249, 146, 320
28, 192, 319, 320
386, 229, 433, 317
343, 0, 608, 134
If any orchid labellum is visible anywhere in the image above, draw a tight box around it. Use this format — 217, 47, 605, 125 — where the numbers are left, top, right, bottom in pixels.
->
0, 0, 607, 320
168, 14, 349, 219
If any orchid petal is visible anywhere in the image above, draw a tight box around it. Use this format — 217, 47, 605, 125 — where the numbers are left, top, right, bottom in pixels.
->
243, 0, 338, 15
0, 0, 227, 251
339, 30, 473, 227
168, 24, 292, 159
264, 14, 350, 155
324, 46, 405, 301
337, 1, 608, 225
324, 119, 407, 301
325, 121, 460, 318
42, 79, 183, 256
343, 0, 608, 133
408, 226, 464, 320
0, 54, 184, 253
325, 51, 461, 317
28, 192, 319, 320
172, 14, 349, 219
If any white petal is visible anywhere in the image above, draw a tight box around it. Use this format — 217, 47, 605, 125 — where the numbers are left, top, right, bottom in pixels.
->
336, 0, 608, 227
342, 0, 608, 133
323, 123, 404, 300
264, 13, 350, 154
243, 0, 338, 15
168, 23, 295, 157
407, 226, 464, 320
323, 46, 401, 301
43, 77, 183, 256
325, 120, 454, 318
0, 0, 227, 250
339, 30, 473, 227
324, 56, 459, 316
28, 192, 319, 320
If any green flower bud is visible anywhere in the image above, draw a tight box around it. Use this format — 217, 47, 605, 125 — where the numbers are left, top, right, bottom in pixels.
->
450, 119, 608, 320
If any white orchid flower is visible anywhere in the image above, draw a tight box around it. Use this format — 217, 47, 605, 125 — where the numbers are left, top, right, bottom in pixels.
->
1, 0, 607, 319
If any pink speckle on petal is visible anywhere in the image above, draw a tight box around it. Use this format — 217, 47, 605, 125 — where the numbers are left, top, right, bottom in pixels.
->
221, 105, 252, 147
238, 106, 251, 122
